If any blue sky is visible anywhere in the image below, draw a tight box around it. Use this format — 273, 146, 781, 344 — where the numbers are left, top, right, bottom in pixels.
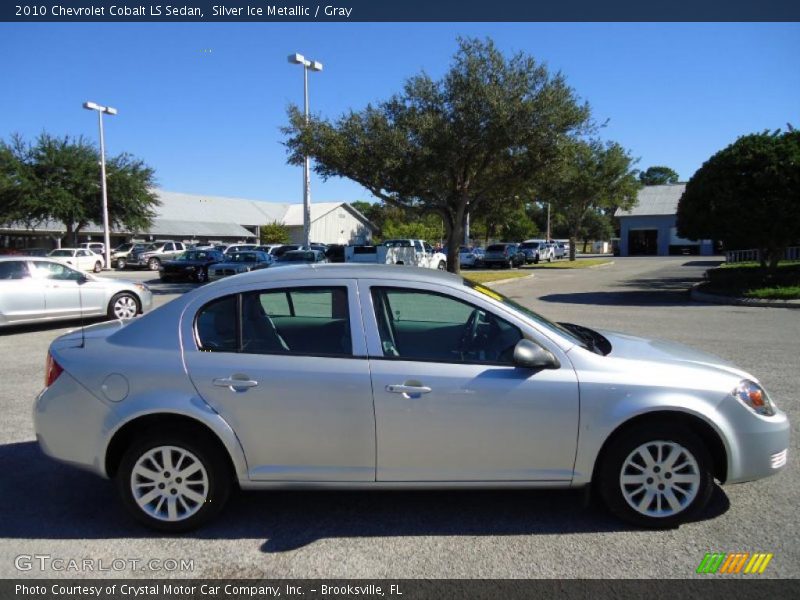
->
1, 23, 798, 204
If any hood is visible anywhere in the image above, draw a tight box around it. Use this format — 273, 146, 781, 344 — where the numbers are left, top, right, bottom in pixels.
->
596, 328, 752, 380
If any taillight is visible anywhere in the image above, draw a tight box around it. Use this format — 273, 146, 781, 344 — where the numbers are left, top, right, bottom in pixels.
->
44, 352, 63, 388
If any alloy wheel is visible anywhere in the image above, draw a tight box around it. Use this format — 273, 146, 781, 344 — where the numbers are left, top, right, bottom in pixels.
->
112, 295, 138, 319
130, 446, 209, 522
619, 440, 700, 518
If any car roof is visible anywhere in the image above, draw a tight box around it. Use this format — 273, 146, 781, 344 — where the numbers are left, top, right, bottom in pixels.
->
207, 263, 462, 288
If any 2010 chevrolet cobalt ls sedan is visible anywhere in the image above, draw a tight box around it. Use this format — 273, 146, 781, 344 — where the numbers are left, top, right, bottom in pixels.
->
34, 264, 789, 531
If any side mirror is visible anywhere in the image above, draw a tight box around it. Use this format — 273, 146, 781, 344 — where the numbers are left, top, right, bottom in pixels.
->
513, 339, 560, 370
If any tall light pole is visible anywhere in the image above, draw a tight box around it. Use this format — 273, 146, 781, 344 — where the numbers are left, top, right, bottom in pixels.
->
83, 101, 117, 270
288, 53, 323, 247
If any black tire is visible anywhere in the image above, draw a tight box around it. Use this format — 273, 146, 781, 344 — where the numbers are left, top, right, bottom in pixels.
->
533, 256, 539, 264
196, 268, 207, 283
437, 260, 446, 270
116, 258, 127, 270
148, 257, 161, 271
116, 431, 231, 533
107, 292, 140, 320
93, 261, 103, 273
598, 424, 714, 529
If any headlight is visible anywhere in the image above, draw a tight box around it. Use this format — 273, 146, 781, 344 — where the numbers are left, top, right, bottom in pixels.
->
733, 380, 776, 416
133, 283, 150, 293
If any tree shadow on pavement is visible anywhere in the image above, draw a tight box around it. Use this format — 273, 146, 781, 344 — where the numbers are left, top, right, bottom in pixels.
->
539, 275, 706, 307
0, 441, 730, 550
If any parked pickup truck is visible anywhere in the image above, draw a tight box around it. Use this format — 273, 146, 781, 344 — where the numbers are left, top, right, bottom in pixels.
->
345, 239, 447, 270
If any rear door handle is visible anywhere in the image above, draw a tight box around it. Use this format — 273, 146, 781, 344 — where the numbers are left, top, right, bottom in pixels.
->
386, 384, 431, 395
213, 376, 259, 390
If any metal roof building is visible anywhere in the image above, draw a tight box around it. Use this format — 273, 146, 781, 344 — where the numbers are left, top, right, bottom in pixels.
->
615, 184, 714, 256
1, 190, 376, 250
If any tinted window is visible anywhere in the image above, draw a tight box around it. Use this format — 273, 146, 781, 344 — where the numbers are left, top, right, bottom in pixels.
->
195, 295, 239, 352
0, 261, 30, 280
486, 244, 505, 252
372, 288, 522, 364
196, 287, 352, 357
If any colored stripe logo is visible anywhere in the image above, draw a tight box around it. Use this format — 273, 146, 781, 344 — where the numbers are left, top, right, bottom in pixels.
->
696, 552, 773, 574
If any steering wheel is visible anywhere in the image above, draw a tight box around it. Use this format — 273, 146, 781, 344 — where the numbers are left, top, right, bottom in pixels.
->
458, 308, 483, 355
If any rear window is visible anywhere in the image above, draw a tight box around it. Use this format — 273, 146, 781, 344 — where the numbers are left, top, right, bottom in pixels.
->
519, 242, 540, 249
486, 244, 506, 252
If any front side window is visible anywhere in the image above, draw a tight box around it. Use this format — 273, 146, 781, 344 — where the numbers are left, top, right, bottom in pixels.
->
33, 261, 83, 281
195, 287, 352, 357
371, 287, 522, 364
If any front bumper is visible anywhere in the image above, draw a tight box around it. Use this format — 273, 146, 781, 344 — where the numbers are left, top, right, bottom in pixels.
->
720, 400, 791, 484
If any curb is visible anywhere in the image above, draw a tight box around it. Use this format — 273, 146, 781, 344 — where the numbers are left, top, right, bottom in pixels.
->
690, 283, 800, 309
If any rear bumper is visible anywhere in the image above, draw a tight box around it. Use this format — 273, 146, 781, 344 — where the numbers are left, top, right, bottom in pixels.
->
34, 372, 112, 478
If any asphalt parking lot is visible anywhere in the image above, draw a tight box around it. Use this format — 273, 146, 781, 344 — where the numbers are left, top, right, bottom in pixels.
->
0, 257, 797, 578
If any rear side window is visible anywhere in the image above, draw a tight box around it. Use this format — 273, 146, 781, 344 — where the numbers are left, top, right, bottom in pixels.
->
0, 261, 30, 280
195, 287, 351, 357
195, 296, 239, 352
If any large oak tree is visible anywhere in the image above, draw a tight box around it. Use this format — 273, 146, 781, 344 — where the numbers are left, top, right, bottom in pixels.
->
0, 133, 159, 245
283, 37, 590, 272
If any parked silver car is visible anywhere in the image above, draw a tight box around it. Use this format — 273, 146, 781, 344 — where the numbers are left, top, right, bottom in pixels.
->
34, 265, 788, 531
0, 257, 152, 327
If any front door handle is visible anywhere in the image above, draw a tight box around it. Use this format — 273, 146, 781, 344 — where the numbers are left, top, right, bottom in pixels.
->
386, 384, 431, 395
213, 376, 259, 391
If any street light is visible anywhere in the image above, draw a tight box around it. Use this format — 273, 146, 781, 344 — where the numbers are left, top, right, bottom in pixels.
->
288, 53, 323, 246
83, 101, 117, 270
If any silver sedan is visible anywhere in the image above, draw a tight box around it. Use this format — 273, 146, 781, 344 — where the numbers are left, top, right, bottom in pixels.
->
33, 264, 789, 531
0, 257, 152, 327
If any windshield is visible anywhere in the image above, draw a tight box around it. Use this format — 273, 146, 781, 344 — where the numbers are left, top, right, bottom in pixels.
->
463, 279, 589, 349
519, 242, 541, 249
383, 240, 412, 248
278, 251, 315, 262
229, 252, 258, 262
176, 251, 210, 261
48, 250, 73, 257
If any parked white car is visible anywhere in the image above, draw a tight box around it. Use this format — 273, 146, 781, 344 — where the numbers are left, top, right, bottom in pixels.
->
346, 239, 447, 270
48, 248, 105, 272
519, 240, 554, 264
78, 242, 105, 255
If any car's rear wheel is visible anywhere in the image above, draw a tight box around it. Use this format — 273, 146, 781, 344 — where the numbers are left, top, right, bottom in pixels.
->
148, 258, 160, 271
93, 261, 103, 273
196, 268, 207, 283
107, 292, 140, 320
117, 432, 230, 532
437, 260, 446, 270
598, 424, 714, 528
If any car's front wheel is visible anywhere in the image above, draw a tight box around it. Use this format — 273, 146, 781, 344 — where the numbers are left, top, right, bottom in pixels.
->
116, 258, 127, 270
437, 260, 446, 270
117, 432, 231, 532
196, 268, 208, 283
107, 292, 140, 320
148, 257, 161, 271
598, 424, 714, 528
